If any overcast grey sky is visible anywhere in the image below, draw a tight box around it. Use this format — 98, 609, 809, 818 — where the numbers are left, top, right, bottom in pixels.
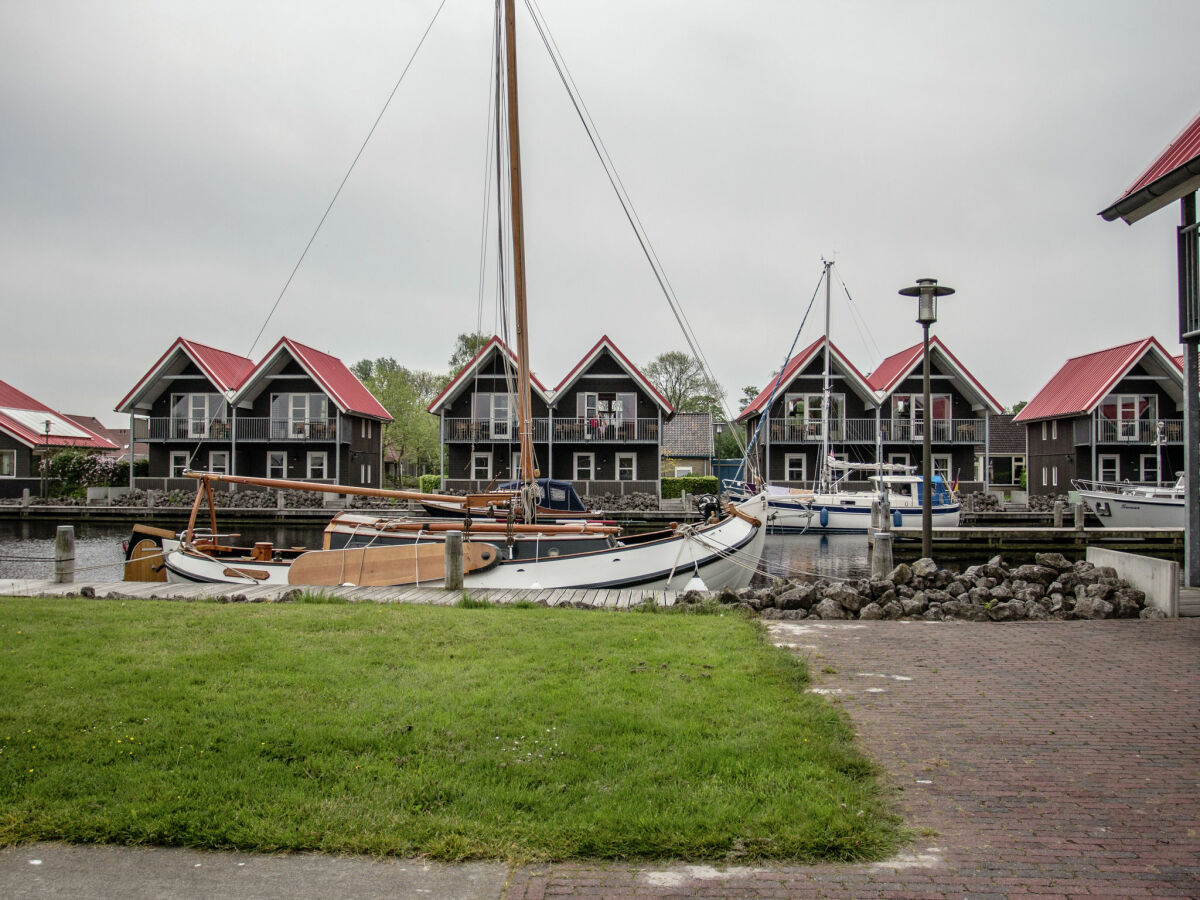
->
3, 0, 1197, 425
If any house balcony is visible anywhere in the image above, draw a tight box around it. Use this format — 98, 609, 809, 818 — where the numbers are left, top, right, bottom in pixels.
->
1079, 417, 1183, 445
443, 478, 657, 498
766, 417, 985, 444
136, 417, 342, 442
443, 418, 550, 443
552, 418, 659, 442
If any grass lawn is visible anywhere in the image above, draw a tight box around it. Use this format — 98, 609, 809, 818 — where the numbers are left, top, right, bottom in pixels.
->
0, 597, 903, 862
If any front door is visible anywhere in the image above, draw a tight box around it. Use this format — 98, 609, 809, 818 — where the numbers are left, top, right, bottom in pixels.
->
491, 394, 510, 440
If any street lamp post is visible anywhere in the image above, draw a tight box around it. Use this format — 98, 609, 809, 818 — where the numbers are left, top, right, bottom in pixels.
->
899, 277, 955, 560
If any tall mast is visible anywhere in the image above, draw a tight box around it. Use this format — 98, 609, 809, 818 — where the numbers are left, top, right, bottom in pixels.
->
820, 258, 833, 491
502, 0, 535, 513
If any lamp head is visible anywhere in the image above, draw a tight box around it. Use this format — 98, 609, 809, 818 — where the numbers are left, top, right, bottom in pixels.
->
899, 277, 955, 325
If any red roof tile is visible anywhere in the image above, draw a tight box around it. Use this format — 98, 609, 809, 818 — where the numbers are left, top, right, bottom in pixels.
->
738, 338, 877, 421
1013, 337, 1177, 423
867, 337, 1003, 413
554, 335, 672, 414
115, 337, 254, 413
247, 338, 392, 420
0, 379, 117, 451
1101, 109, 1200, 224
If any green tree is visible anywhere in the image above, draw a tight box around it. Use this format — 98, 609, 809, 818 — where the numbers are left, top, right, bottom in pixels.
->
1008, 400, 1028, 415
643, 351, 724, 416
448, 332, 491, 374
353, 358, 446, 484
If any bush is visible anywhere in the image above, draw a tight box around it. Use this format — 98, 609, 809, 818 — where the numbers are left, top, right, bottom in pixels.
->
420, 474, 441, 494
660, 476, 719, 499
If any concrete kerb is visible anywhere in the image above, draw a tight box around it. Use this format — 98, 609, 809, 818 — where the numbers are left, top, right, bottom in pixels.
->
1086, 545, 1179, 616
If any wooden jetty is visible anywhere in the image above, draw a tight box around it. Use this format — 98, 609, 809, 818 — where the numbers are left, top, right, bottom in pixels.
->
0, 578, 682, 609
891, 525, 1183, 562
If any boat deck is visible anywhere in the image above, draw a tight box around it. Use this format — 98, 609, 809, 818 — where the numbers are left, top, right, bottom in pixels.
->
0, 578, 682, 608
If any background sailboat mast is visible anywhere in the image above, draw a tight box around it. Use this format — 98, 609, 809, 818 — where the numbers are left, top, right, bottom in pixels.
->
502, 0, 535, 496
820, 259, 833, 491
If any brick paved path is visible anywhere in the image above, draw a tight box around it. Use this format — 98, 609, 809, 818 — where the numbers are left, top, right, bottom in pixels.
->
505, 620, 1200, 899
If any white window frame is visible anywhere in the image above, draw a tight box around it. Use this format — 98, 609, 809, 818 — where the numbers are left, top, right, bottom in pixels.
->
510, 450, 521, 480
616, 452, 637, 481
306, 451, 328, 480
273, 393, 329, 439
267, 451, 286, 479
674, 465, 693, 477
208, 450, 229, 475
932, 453, 953, 482
471, 451, 492, 481
574, 452, 595, 481
1051, 420, 1058, 440
0, 449, 16, 477
887, 452, 910, 469
1052, 465, 1058, 487
1140, 454, 1158, 484
169, 450, 190, 478
1098, 454, 1119, 483
1042, 466, 1048, 487
785, 392, 845, 438
361, 419, 372, 439
360, 462, 372, 483
783, 453, 806, 482
1041, 421, 1048, 441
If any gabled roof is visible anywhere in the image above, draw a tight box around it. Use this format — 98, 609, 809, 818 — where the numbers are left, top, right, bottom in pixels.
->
1101, 109, 1200, 225
867, 337, 1003, 414
236, 337, 392, 420
737, 337, 877, 421
115, 337, 254, 413
1013, 337, 1181, 423
427, 336, 551, 414
662, 411, 714, 458
553, 336, 672, 414
0, 379, 117, 451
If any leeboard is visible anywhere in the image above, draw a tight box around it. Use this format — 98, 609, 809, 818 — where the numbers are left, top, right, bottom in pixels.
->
288, 542, 498, 587
124, 539, 168, 582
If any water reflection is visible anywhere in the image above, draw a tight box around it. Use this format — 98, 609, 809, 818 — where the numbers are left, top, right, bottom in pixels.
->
755, 533, 871, 584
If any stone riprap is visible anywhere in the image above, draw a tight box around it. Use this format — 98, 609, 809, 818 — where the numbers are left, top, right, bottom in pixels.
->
705, 552, 1165, 622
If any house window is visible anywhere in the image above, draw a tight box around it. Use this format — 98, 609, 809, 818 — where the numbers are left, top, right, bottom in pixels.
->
360, 463, 372, 483
1052, 466, 1058, 487
1140, 454, 1158, 484
171, 393, 227, 439
471, 452, 492, 481
1097, 394, 1157, 442
785, 393, 845, 438
1099, 454, 1119, 482
932, 454, 953, 482
209, 450, 229, 475
361, 419, 372, 439
1042, 466, 1048, 487
616, 452, 636, 481
306, 451, 328, 480
1041, 421, 1047, 441
784, 453, 806, 482
0, 449, 15, 477
510, 451, 521, 480
574, 452, 595, 481
1051, 420, 1058, 440
267, 451, 286, 479
271, 393, 330, 439
674, 466, 693, 477
887, 453, 910, 469
169, 450, 190, 478
578, 392, 636, 438
472, 393, 515, 440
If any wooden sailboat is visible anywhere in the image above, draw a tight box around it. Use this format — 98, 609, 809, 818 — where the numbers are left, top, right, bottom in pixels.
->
132, 0, 766, 591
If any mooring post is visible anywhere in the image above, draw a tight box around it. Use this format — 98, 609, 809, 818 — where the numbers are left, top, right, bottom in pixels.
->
879, 496, 891, 533
444, 530, 464, 591
54, 525, 75, 584
871, 531, 894, 579
1073, 502, 1085, 531
1053, 500, 1064, 528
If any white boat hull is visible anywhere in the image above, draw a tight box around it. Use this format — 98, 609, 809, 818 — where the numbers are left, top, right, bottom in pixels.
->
162, 494, 768, 593
762, 496, 960, 533
1076, 491, 1184, 529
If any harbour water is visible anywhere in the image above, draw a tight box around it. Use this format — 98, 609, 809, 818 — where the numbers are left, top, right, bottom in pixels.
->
0, 522, 872, 584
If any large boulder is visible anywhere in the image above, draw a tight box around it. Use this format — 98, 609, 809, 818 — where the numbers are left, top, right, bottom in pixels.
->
824, 582, 865, 612
901, 592, 928, 617
858, 602, 884, 620
986, 600, 1024, 621
1010, 564, 1059, 585
776, 584, 817, 611
1035, 552, 1073, 572
888, 563, 913, 586
1073, 596, 1114, 619
812, 597, 848, 620
912, 558, 939, 579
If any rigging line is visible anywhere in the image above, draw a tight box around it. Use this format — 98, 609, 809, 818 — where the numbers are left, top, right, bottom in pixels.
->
522, 0, 734, 426
244, 0, 450, 361
475, 4, 503, 337
742, 265, 827, 467
835, 268, 884, 371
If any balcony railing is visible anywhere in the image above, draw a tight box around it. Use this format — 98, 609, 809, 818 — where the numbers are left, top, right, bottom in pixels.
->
552, 418, 659, 442
137, 417, 340, 442
443, 478, 657, 498
1089, 417, 1183, 444
766, 417, 985, 444
443, 418, 550, 443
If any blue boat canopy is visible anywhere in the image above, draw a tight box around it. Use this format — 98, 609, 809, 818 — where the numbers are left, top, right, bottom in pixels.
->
499, 478, 589, 512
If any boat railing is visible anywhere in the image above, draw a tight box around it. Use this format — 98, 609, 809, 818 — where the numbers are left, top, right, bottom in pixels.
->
1091, 417, 1183, 444
442, 418, 550, 442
